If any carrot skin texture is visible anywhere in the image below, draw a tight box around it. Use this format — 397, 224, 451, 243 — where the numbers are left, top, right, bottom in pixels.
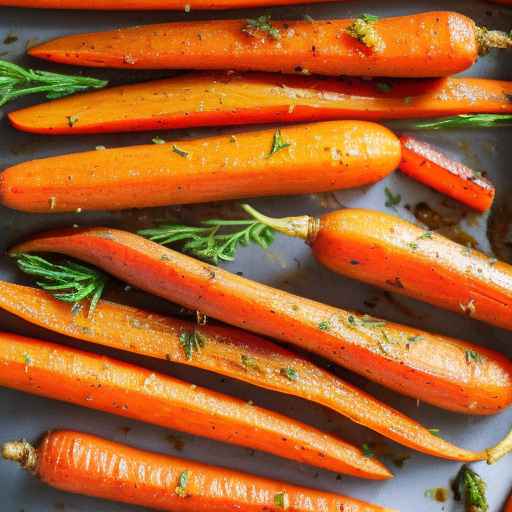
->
0, 281, 485, 461
0, 121, 400, 213
29, 12, 479, 78
11, 228, 512, 417
399, 136, 495, 212
312, 209, 512, 331
9, 73, 512, 136
0, 331, 390, 479
31, 431, 394, 512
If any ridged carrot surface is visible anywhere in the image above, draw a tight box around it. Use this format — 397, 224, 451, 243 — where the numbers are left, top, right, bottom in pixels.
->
399, 136, 495, 212
9, 73, 512, 135
2, 431, 395, 512
0, 281, 487, 461
309, 209, 512, 330
11, 228, 512, 416
0, 331, 390, 479
0, 121, 400, 213
28, 12, 481, 78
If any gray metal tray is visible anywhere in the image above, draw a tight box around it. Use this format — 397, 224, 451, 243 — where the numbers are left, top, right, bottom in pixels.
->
1, 1, 511, 510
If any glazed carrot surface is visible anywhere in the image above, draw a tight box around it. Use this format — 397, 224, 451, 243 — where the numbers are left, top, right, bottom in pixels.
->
9, 73, 512, 135
0, 121, 400, 213
399, 135, 496, 212
29, 12, 482, 78
11, 228, 512, 416
0, 281, 489, 462
2, 431, 394, 512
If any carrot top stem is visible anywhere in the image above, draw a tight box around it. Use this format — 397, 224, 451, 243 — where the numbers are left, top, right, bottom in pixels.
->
2, 440, 38, 471
486, 427, 512, 464
476, 26, 512, 54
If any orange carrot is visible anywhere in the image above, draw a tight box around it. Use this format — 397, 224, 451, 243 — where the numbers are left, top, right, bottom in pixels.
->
239, 206, 512, 330
0, 330, 390, 479
0, 121, 400, 213
506, 493, 512, 512
399, 136, 495, 212
9, 73, 512, 135
0, 280, 492, 462
11, 227, 512, 416
28, 12, 512, 78
2, 431, 394, 512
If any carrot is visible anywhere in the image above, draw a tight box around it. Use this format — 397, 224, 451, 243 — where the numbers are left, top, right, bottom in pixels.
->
0, 121, 400, 213
507, 493, 512, 512
11, 227, 512, 416
9, 73, 512, 135
0, 280, 493, 462
27, 12, 512, 78
398, 135, 495, 212
0, 331, 390, 479
2, 431, 394, 512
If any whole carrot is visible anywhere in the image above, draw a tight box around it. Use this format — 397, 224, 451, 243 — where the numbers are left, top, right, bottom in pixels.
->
0, 121, 400, 213
0, 331, 390, 479
9, 73, 512, 135
28, 12, 512, 78
11, 227, 512, 416
2, 431, 394, 512
0, 280, 493, 462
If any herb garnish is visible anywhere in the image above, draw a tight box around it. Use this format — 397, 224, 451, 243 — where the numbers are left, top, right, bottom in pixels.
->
451, 465, 488, 512
269, 128, 291, 156
465, 350, 482, 364
175, 470, 190, 497
384, 187, 401, 210
243, 15, 281, 41
66, 115, 79, 127
172, 144, 189, 158
281, 367, 299, 381
241, 354, 259, 370
14, 254, 106, 316
179, 330, 205, 360
274, 491, 290, 509
362, 443, 375, 458
318, 320, 331, 331
346, 14, 384, 51
409, 114, 512, 130
376, 82, 392, 93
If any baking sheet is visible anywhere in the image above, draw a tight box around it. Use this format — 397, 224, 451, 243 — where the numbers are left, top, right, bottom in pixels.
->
0, 1, 511, 510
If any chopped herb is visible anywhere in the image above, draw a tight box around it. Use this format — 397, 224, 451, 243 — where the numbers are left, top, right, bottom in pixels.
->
268, 128, 291, 156
408, 242, 419, 250
281, 367, 299, 381
362, 443, 374, 458
418, 231, 433, 240
175, 470, 190, 497
465, 350, 482, 364
23, 354, 32, 366
243, 15, 280, 41
66, 115, 79, 127
274, 491, 290, 509
318, 320, 331, 331
428, 428, 441, 437
172, 144, 189, 158
410, 114, 512, 130
360, 13, 379, 22
407, 335, 422, 344
241, 354, 259, 370
376, 82, 392, 93
384, 187, 401, 209
451, 465, 488, 512
346, 14, 384, 51
360, 314, 387, 328
347, 315, 357, 327
152, 136, 166, 144
179, 330, 205, 360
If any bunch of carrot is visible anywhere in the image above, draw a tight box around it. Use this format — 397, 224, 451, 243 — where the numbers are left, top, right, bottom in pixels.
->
1, 3, 512, 512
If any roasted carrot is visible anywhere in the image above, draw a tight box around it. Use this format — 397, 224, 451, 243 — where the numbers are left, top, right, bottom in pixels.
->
9, 73, 512, 135
0, 121, 400, 213
2, 431, 394, 512
11, 227, 512, 416
506, 492, 512, 512
0, 331, 390, 479
28, 12, 512, 78
0, 280, 494, 462
399, 135, 495, 212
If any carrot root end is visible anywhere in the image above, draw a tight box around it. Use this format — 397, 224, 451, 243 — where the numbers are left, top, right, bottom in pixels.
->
2, 440, 38, 471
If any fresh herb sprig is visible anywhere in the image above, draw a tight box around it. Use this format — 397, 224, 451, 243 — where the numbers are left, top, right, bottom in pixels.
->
243, 15, 281, 40
139, 216, 275, 265
406, 114, 512, 130
451, 465, 488, 512
14, 254, 107, 316
0, 60, 108, 107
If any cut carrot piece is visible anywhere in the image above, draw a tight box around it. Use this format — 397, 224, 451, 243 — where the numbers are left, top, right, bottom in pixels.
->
2, 431, 395, 512
0, 331, 390, 479
399, 135, 495, 212
29, 12, 497, 78
11, 227, 512, 416
0, 121, 400, 213
8, 73, 512, 135
0, 280, 490, 461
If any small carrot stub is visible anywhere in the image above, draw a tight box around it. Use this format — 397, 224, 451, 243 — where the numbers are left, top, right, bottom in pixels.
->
0, 331, 391, 479
11, 227, 512, 416
0, 121, 400, 213
28, 12, 484, 77
2, 431, 395, 512
8, 73, 512, 135
399, 136, 495, 211
0, 281, 490, 462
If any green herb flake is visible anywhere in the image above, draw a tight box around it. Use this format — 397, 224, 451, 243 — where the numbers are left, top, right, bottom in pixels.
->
376, 81, 392, 93
418, 231, 433, 240
465, 350, 482, 364
152, 136, 166, 144
346, 14, 384, 51
362, 443, 374, 458
67, 115, 79, 127
428, 428, 441, 437
243, 15, 281, 41
360, 314, 387, 328
274, 491, 290, 509
281, 367, 299, 381
408, 242, 419, 251
175, 470, 190, 498
451, 465, 488, 512
172, 144, 189, 158
318, 320, 331, 331
268, 128, 291, 157
384, 187, 401, 210
179, 330, 205, 360
23, 353, 32, 366
407, 335, 422, 344
411, 114, 512, 130
241, 354, 259, 370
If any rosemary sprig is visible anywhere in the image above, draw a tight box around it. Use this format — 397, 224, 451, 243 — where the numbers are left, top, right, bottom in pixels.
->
451, 465, 488, 512
405, 114, 512, 130
14, 253, 107, 316
0, 60, 108, 107
138, 214, 275, 264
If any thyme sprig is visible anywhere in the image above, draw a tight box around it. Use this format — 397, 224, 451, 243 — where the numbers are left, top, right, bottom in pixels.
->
0, 60, 108, 107
14, 254, 107, 316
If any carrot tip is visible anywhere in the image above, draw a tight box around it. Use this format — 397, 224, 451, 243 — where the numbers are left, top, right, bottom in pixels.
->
2, 440, 37, 471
